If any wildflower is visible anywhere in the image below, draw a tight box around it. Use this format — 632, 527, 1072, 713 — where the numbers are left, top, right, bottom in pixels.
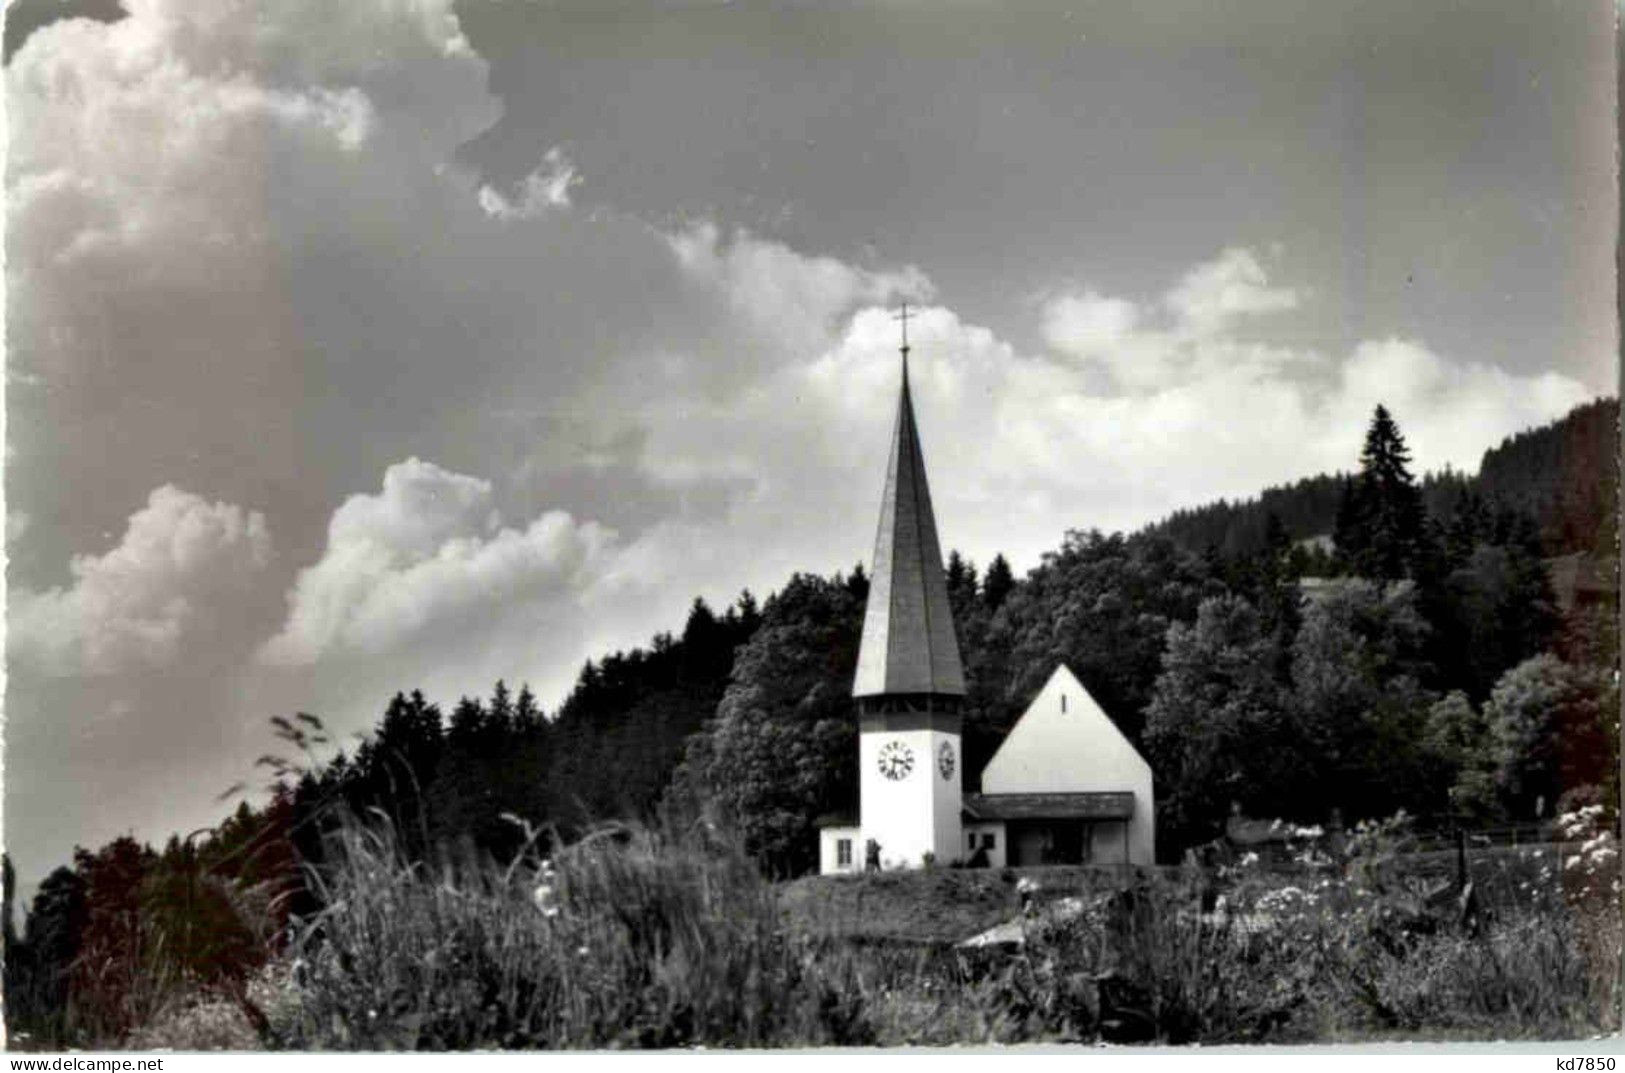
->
1564, 856, 1582, 872
534, 881, 560, 917
1239, 852, 1260, 868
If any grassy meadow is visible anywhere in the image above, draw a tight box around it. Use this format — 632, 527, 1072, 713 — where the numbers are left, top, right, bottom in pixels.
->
19, 808, 1618, 1051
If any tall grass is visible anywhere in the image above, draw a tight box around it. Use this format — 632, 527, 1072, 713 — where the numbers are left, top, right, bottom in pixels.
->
274, 811, 874, 1049
47, 804, 1619, 1049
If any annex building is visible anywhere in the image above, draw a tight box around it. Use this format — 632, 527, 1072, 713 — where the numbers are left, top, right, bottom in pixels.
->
818, 313, 1155, 873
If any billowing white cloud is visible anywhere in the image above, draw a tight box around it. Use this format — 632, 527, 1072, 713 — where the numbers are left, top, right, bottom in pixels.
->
1328, 338, 1595, 469
1042, 247, 1309, 391
259, 458, 616, 665
11, 487, 273, 676
1164, 245, 1300, 329
478, 147, 580, 218
666, 223, 933, 359
1042, 290, 1174, 389
7, 0, 484, 309
1042, 291, 1140, 358
626, 242, 1593, 573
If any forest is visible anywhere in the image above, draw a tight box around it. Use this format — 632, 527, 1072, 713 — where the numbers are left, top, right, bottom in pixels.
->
6, 397, 1618, 1044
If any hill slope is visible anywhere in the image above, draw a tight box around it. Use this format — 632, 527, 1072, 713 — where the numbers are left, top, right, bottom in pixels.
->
1142, 398, 1617, 557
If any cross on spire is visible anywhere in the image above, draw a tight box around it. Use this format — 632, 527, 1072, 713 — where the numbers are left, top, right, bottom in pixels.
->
893, 302, 913, 363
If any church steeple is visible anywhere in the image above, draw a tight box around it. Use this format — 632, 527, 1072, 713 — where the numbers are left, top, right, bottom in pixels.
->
853, 305, 967, 702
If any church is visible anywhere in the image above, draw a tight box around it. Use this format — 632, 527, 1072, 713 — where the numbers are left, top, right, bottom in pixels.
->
817, 314, 1155, 873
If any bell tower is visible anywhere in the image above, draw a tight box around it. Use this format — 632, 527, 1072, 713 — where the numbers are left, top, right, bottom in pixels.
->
853, 305, 966, 868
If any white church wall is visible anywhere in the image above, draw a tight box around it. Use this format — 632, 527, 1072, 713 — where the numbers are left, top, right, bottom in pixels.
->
981, 664, 1156, 865
1088, 820, 1132, 865
819, 826, 862, 875
860, 728, 963, 868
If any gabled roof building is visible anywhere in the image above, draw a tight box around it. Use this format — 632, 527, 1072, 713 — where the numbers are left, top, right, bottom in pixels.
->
818, 310, 1155, 873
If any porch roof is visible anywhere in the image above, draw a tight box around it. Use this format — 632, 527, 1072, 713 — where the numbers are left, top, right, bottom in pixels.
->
962, 791, 1134, 822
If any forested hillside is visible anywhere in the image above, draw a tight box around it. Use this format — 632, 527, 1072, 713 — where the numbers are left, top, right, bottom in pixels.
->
1146, 397, 1617, 559
1477, 397, 1619, 556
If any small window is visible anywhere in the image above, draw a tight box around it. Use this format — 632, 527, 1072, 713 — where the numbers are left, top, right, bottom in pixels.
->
1061, 693, 1067, 713
836, 838, 852, 867
982, 833, 997, 850
968, 833, 977, 850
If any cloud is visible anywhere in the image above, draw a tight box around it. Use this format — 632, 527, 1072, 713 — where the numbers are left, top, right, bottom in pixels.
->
1041, 248, 1309, 391
259, 458, 616, 665
1042, 291, 1140, 358
631, 242, 1592, 572
478, 146, 580, 218
6, 0, 511, 550
665, 223, 934, 359
7, 0, 483, 298
1164, 246, 1299, 330
1041, 290, 1173, 389
1329, 338, 1595, 469
10, 487, 273, 676
1008, 257, 1589, 534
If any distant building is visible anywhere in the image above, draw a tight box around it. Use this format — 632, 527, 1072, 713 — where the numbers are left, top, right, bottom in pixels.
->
818, 312, 1155, 874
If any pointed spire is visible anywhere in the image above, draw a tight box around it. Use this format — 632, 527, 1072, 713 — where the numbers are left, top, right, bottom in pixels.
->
853, 309, 966, 699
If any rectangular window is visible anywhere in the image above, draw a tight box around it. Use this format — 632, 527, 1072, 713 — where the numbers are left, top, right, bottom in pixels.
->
837, 838, 852, 867
982, 833, 997, 850
968, 833, 977, 850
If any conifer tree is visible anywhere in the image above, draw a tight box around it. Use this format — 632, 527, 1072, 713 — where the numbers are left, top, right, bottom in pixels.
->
982, 553, 1015, 611
945, 550, 981, 626
735, 590, 762, 633
447, 695, 486, 749
1336, 404, 1427, 580
488, 679, 513, 733
514, 684, 542, 735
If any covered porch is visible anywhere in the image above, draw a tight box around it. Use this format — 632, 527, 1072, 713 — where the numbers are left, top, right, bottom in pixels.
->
963, 791, 1136, 866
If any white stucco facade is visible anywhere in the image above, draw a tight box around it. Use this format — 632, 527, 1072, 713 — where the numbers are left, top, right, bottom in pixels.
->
980, 664, 1156, 865
818, 825, 862, 874
859, 727, 963, 868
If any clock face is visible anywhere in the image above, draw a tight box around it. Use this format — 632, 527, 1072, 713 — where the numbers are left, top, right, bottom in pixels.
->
937, 741, 956, 781
877, 741, 915, 781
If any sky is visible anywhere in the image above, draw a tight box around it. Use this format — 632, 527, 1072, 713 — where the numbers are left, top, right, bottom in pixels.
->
4, 0, 1616, 890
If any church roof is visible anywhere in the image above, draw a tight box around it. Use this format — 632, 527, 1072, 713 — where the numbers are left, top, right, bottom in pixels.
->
853, 350, 967, 698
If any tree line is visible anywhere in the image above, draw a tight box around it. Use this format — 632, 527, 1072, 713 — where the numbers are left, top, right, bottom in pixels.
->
1147, 397, 1617, 563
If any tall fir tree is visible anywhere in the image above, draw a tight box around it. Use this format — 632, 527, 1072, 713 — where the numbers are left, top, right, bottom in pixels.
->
982, 553, 1015, 612
1336, 404, 1428, 581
